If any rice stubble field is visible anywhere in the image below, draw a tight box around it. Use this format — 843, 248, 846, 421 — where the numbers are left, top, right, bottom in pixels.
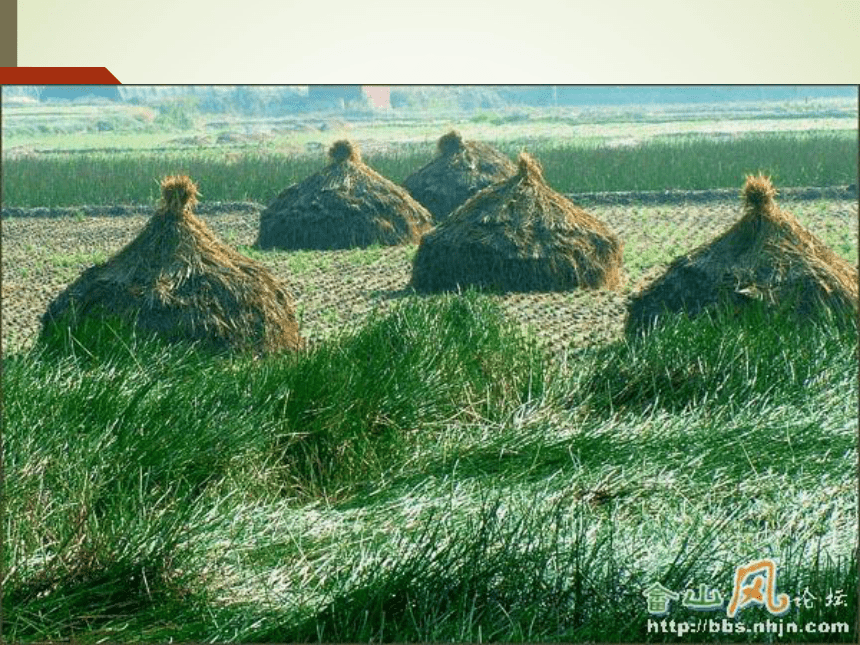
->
2, 196, 856, 355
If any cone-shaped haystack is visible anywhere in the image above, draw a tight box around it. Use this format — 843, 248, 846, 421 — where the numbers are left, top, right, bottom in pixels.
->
255, 140, 433, 250
410, 153, 624, 293
403, 130, 517, 221
42, 176, 303, 354
625, 174, 859, 336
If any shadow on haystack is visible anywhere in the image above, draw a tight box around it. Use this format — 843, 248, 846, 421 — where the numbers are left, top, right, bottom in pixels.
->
411, 152, 624, 294
256, 140, 433, 251
403, 130, 517, 222
625, 174, 858, 337
41, 175, 304, 357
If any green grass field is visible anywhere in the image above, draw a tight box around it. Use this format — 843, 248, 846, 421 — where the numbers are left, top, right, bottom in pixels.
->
3, 293, 857, 642
2, 131, 857, 207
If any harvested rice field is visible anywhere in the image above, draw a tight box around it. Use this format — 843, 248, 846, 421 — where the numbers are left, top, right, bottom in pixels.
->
3, 90, 858, 642
3, 193, 856, 356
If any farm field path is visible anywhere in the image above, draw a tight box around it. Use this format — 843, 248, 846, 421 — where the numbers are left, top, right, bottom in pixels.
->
3, 197, 857, 355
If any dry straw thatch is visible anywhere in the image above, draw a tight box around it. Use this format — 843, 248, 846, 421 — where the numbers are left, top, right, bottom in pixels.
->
410, 152, 624, 293
625, 174, 859, 336
403, 130, 517, 221
42, 175, 303, 354
256, 140, 433, 250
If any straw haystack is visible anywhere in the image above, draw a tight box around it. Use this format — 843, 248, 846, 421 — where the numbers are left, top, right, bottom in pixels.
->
625, 174, 859, 336
256, 140, 433, 250
403, 130, 517, 221
410, 153, 624, 293
42, 176, 303, 354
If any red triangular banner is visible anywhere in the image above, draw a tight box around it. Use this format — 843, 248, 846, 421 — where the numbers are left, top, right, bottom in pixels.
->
0, 67, 120, 84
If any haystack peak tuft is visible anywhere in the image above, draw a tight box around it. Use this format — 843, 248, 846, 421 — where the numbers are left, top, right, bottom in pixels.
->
329, 139, 361, 164
742, 173, 777, 212
437, 130, 465, 156
160, 175, 199, 213
517, 152, 544, 181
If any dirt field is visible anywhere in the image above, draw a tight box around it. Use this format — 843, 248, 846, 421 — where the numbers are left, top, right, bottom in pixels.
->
2, 195, 857, 356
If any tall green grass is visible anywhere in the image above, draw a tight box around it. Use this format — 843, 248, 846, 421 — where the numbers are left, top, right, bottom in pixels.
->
2, 132, 856, 207
4, 292, 857, 642
237, 292, 548, 497
530, 131, 858, 193
579, 300, 858, 414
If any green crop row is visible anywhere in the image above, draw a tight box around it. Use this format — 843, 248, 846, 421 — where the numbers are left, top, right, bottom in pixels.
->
528, 131, 858, 193
2, 131, 856, 208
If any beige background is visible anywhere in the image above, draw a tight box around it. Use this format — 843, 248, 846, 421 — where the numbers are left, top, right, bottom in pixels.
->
15, 0, 860, 83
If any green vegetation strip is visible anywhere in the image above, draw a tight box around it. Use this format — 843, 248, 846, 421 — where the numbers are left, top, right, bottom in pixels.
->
4, 292, 857, 642
2, 132, 856, 207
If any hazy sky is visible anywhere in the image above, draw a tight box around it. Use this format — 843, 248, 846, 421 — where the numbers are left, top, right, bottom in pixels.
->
17, 0, 860, 84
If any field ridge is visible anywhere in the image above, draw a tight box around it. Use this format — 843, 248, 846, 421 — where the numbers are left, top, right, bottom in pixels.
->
2, 185, 857, 220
